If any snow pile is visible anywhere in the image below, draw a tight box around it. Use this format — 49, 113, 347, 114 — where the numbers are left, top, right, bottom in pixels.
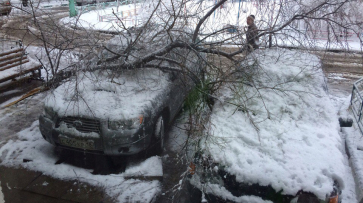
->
45, 68, 170, 120
201, 48, 346, 200
0, 120, 162, 202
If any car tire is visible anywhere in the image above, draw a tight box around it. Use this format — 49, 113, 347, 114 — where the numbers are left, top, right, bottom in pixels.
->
154, 115, 165, 153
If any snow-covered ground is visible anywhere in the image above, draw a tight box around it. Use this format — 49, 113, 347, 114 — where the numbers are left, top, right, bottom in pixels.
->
1, 1, 362, 202
0, 117, 163, 202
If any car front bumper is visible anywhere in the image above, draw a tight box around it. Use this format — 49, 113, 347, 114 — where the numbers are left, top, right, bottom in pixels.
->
39, 115, 152, 155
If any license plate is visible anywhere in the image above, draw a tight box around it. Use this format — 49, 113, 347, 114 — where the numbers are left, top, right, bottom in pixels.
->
59, 136, 95, 150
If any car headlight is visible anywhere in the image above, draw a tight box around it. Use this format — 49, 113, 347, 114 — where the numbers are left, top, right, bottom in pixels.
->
108, 116, 143, 130
43, 106, 56, 120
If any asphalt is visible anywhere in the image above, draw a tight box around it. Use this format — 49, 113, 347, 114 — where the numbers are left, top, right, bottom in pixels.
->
0, 166, 114, 203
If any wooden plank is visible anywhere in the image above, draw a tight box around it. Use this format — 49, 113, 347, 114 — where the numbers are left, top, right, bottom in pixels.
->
0, 59, 30, 72
0, 56, 28, 68
0, 75, 32, 92
0, 48, 24, 57
0, 52, 24, 63
0, 64, 41, 84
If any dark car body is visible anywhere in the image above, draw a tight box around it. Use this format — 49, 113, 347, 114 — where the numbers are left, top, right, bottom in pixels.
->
0, 0, 11, 15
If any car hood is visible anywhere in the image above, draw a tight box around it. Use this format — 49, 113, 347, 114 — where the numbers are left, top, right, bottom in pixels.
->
45, 68, 171, 120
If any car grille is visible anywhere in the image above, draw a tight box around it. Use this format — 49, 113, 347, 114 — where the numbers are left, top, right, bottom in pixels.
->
58, 116, 101, 133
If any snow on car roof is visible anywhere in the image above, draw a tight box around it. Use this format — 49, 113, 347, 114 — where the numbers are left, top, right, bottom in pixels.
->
45, 68, 170, 120
202, 48, 345, 199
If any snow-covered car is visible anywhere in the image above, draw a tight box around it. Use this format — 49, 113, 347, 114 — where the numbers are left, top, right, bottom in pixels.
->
188, 48, 345, 203
39, 67, 196, 155
0, 0, 11, 15
38, 27, 204, 156
39, 24, 204, 156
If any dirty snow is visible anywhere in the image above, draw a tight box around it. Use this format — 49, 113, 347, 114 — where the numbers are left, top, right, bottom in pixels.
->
200, 48, 351, 201
0, 119, 162, 202
0, 95, 22, 108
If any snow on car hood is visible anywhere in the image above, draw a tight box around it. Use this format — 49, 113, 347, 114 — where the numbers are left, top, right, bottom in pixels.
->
45, 68, 170, 120
203, 48, 345, 199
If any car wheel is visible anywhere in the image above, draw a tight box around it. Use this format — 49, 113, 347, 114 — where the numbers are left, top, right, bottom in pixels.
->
154, 115, 165, 152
